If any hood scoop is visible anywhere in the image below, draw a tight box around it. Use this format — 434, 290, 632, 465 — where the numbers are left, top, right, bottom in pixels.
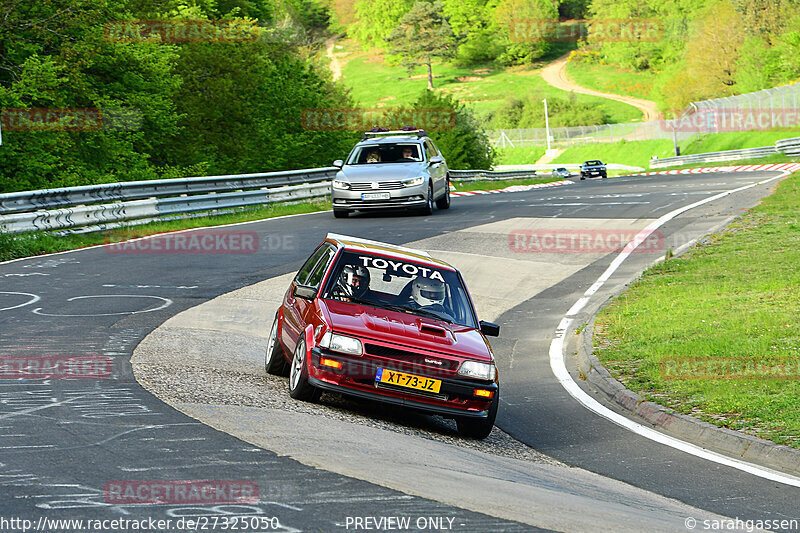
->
419, 324, 447, 337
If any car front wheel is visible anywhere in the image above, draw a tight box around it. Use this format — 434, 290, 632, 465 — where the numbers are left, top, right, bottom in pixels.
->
333, 209, 348, 218
288, 338, 321, 402
456, 393, 498, 439
418, 183, 434, 215
265, 313, 289, 376
436, 178, 451, 210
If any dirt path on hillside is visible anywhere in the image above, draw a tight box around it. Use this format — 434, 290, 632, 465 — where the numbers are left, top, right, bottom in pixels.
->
541, 53, 661, 122
326, 36, 342, 81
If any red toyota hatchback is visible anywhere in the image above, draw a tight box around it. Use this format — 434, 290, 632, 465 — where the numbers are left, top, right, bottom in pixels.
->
265, 233, 501, 438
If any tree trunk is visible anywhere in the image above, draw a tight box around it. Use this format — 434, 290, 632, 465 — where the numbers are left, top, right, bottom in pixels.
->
427, 59, 434, 90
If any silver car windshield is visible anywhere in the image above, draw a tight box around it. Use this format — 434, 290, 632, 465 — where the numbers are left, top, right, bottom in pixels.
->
346, 144, 423, 165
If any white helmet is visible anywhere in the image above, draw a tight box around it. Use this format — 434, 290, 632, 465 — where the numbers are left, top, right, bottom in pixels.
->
411, 277, 445, 306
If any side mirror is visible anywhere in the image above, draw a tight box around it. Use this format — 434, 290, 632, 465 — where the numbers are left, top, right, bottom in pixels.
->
293, 285, 317, 300
479, 320, 500, 337
333, 160, 344, 168
429, 156, 443, 165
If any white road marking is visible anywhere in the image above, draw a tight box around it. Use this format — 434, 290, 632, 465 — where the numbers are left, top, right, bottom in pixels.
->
0, 291, 41, 311
32, 294, 172, 317
550, 171, 800, 488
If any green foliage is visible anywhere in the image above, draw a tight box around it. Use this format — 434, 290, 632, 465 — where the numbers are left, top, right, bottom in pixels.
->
490, 92, 607, 128
386, 1, 456, 89
0, 0, 355, 194
349, 0, 415, 49
412, 90, 493, 169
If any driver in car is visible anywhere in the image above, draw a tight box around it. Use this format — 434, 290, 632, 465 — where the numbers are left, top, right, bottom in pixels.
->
333, 264, 373, 302
409, 277, 454, 321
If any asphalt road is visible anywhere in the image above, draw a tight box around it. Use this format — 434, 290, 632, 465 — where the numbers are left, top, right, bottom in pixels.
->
1, 171, 798, 531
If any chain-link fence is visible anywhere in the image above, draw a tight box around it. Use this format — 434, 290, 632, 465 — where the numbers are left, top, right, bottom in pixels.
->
488, 82, 800, 148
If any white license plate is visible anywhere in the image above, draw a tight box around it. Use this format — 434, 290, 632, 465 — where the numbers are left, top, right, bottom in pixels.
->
361, 192, 390, 200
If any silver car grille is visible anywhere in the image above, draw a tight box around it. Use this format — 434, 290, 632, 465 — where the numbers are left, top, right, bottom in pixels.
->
349, 181, 406, 191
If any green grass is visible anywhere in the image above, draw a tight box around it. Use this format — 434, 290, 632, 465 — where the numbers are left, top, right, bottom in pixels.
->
335, 40, 643, 125
492, 145, 547, 165
565, 57, 663, 108
593, 169, 800, 449
552, 140, 674, 168
452, 176, 563, 192
681, 130, 800, 154
0, 199, 331, 262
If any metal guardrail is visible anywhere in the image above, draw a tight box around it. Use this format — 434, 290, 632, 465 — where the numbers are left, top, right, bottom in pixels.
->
1, 167, 542, 234
0, 168, 337, 234
0, 168, 336, 214
776, 137, 800, 157
649, 146, 778, 169
449, 169, 540, 181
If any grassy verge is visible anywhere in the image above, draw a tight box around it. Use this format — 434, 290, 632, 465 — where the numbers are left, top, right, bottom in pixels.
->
593, 169, 800, 449
452, 176, 564, 192
0, 199, 331, 262
493, 145, 547, 165
335, 39, 642, 125
565, 58, 663, 107
681, 130, 800, 154
552, 140, 674, 169
662, 153, 798, 171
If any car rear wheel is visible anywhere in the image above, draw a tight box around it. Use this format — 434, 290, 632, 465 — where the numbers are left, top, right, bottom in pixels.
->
265, 313, 289, 376
333, 209, 348, 218
418, 183, 434, 215
435, 178, 450, 210
456, 393, 498, 439
288, 338, 321, 402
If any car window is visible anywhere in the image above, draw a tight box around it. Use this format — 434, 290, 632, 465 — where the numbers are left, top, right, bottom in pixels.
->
346, 143, 423, 165
295, 244, 335, 287
322, 251, 477, 328
424, 140, 439, 158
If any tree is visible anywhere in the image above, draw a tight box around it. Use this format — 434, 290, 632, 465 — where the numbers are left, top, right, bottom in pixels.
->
491, 0, 557, 65
386, 1, 455, 90
350, 0, 415, 48
412, 90, 493, 170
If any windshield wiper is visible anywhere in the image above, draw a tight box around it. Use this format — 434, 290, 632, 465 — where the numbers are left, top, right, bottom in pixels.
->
379, 303, 454, 323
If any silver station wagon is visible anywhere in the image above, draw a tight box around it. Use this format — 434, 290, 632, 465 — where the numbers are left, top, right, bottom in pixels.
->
330, 129, 451, 218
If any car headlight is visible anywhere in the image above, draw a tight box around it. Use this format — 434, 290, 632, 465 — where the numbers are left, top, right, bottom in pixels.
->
332, 180, 351, 190
319, 331, 363, 356
458, 360, 496, 380
402, 176, 425, 187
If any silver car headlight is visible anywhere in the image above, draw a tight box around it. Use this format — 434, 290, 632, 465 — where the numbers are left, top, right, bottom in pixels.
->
458, 360, 496, 380
319, 331, 363, 356
402, 176, 425, 187
332, 179, 351, 190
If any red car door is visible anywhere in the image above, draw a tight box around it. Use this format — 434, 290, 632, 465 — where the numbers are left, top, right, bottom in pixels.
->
281, 243, 337, 354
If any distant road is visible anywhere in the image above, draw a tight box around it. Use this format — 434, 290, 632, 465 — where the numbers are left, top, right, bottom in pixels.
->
541, 53, 662, 122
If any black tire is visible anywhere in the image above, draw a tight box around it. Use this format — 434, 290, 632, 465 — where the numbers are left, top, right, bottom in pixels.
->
601, 172, 607, 179
265, 313, 289, 376
435, 178, 451, 210
288, 338, 321, 402
580, 174, 586, 180
333, 209, 348, 218
457, 393, 498, 439
418, 183, 434, 215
